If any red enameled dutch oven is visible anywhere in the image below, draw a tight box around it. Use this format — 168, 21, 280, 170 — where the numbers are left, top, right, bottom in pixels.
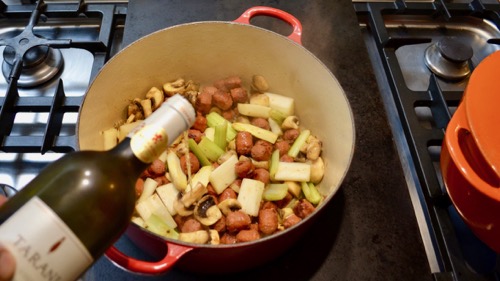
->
441, 51, 500, 253
77, 6, 355, 274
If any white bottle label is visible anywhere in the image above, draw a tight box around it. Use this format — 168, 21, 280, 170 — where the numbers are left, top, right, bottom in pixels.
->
0, 197, 93, 281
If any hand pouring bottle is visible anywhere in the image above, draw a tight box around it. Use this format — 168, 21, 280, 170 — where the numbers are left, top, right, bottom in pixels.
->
0, 94, 195, 281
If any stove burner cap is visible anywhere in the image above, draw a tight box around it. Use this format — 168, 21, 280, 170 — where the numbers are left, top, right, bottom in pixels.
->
424, 37, 473, 81
2, 45, 64, 88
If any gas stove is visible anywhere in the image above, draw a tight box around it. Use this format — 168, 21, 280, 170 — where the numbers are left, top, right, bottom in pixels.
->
354, 0, 500, 280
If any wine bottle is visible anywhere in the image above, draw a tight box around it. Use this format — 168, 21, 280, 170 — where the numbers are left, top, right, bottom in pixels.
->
0, 94, 195, 281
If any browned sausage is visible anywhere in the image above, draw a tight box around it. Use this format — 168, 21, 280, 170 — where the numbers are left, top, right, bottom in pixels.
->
225, 210, 251, 233
154, 176, 169, 186
180, 152, 201, 174
173, 214, 188, 230
275, 192, 292, 209
213, 216, 226, 234
192, 112, 207, 132
220, 233, 238, 244
280, 154, 295, 162
206, 183, 218, 199
187, 129, 203, 143
181, 218, 203, 233
236, 229, 260, 242
219, 188, 237, 202
251, 118, 270, 130
251, 140, 273, 161
283, 129, 300, 143
235, 131, 253, 155
258, 208, 278, 235
261, 201, 278, 211
235, 159, 255, 179
215, 75, 241, 91
252, 168, 270, 184
212, 91, 233, 110
135, 178, 144, 197
274, 140, 290, 156
294, 199, 316, 219
195, 87, 215, 114
283, 214, 302, 229
149, 159, 166, 176
230, 87, 248, 104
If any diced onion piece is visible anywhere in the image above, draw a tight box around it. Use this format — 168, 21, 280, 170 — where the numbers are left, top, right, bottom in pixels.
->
135, 194, 177, 229
237, 103, 271, 118
274, 162, 311, 182
237, 178, 265, 217
264, 92, 294, 116
263, 183, 289, 201
209, 154, 238, 194
232, 122, 278, 144
102, 127, 118, 150
167, 150, 188, 191
138, 177, 158, 203
156, 183, 179, 216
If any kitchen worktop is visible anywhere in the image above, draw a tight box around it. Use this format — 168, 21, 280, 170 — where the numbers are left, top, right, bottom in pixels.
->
87, 0, 433, 280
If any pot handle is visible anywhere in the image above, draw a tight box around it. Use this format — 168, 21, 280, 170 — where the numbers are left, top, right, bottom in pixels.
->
234, 6, 303, 45
446, 105, 500, 188
104, 242, 193, 275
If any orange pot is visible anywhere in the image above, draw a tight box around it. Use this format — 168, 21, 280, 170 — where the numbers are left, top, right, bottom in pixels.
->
441, 51, 500, 253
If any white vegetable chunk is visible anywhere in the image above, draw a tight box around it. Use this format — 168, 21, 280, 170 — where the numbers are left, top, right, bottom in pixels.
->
138, 178, 158, 203
274, 162, 311, 182
209, 154, 238, 194
264, 92, 295, 116
135, 194, 177, 229
156, 183, 179, 216
237, 103, 271, 118
237, 178, 265, 217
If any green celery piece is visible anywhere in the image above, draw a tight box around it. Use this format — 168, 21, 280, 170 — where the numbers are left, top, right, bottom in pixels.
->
198, 136, 225, 162
301, 182, 321, 205
187, 138, 211, 166
206, 111, 237, 141
288, 130, 311, 158
263, 183, 289, 201
214, 122, 228, 150
269, 109, 287, 125
145, 214, 179, 239
269, 149, 280, 180
232, 122, 278, 144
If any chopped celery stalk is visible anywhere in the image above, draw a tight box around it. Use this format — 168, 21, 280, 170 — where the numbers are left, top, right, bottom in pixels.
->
188, 138, 211, 166
156, 183, 179, 216
145, 214, 179, 239
308, 182, 322, 205
237, 178, 265, 216
209, 154, 238, 194
237, 103, 271, 118
269, 150, 280, 180
264, 92, 295, 116
288, 129, 311, 158
263, 183, 289, 201
274, 162, 311, 182
188, 165, 213, 191
135, 194, 177, 229
214, 122, 228, 150
167, 150, 188, 191
232, 122, 278, 143
198, 136, 225, 162
206, 111, 237, 141
138, 177, 158, 203
268, 118, 283, 136
269, 109, 287, 125
204, 127, 215, 141
301, 182, 322, 205
284, 198, 299, 209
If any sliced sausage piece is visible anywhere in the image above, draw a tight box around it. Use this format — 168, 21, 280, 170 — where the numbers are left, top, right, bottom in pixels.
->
235, 131, 253, 155
294, 199, 316, 219
252, 168, 270, 184
149, 159, 166, 176
219, 188, 237, 202
274, 140, 290, 156
283, 214, 302, 229
181, 218, 203, 233
187, 129, 203, 143
220, 233, 238, 244
251, 140, 273, 161
251, 118, 270, 130
212, 91, 233, 110
196, 87, 215, 114
192, 112, 207, 132
236, 229, 260, 242
258, 208, 278, 235
235, 159, 255, 179
213, 216, 226, 234
230, 87, 248, 104
225, 210, 251, 233
180, 152, 200, 174
283, 129, 300, 143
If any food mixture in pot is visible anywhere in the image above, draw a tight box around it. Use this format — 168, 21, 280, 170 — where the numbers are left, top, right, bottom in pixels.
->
102, 75, 325, 244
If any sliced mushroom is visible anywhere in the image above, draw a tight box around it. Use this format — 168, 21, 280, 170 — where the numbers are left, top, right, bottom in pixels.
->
251, 75, 269, 92
140, 99, 153, 118
209, 229, 220, 245
174, 193, 194, 216
281, 116, 299, 130
163, 78, 186, 97
194, 195, 222, 226
249, 93, 270, 106
217, 198, 242, 216
146, 86, 165, 110
180, 182, 207, 208
309, 157, 325, 184
178, 230, 209, 244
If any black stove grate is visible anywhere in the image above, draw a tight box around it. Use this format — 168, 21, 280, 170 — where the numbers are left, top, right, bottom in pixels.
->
354, 1, 500, 280
0, 0, 126, 154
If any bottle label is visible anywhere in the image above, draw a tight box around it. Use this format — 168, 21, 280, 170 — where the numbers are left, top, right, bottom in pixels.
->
130, 124, 169, 163
0, 197, 93, 281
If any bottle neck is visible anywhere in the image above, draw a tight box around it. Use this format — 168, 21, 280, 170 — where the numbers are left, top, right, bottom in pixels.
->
110, 137, 150, 179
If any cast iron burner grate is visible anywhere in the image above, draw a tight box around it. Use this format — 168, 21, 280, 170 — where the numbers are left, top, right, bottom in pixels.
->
354, 0, 500, 280
0, 0, 126, 154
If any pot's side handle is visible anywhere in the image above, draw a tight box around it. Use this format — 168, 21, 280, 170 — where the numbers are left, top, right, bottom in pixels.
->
104, 243, 193, 275
234, 6, 303, 45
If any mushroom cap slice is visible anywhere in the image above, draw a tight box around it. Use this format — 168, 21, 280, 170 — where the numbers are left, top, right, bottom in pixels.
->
194, 195, 222, 226
217, 198, 242, 216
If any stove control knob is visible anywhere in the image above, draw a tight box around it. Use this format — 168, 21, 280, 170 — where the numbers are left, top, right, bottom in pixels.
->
424, 37, 473, 81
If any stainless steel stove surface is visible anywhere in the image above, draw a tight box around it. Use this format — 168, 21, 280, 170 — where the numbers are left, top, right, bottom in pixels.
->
355, 0, 500, 280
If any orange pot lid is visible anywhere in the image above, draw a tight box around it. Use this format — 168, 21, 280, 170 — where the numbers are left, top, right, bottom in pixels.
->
463, 50, 500, 178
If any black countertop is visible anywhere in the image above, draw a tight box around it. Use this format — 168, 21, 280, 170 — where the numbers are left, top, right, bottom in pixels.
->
87, 0, 432, 280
